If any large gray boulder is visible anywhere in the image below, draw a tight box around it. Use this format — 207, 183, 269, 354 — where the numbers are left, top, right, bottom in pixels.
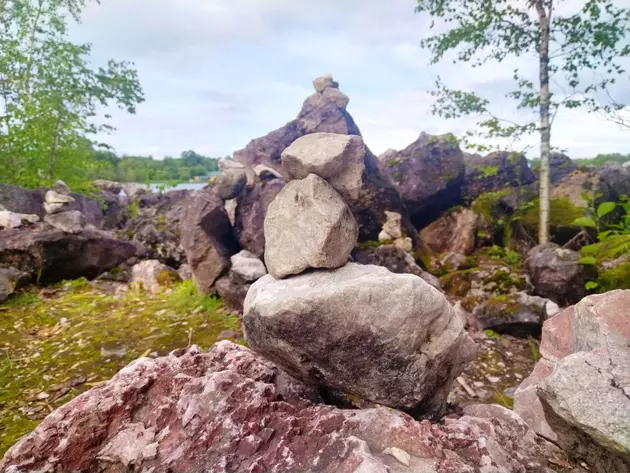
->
419, 207, 481, 256
230, 250, 266, 282
213, 169, 247, 200
462, 151, 535, 200
379, 132, 465, 229
0, 267, 30, 301
514, 290, 630, 472
281, 132, 365, 200
0, 224, 138, 283
181, 190, 239, 294
121, 183, 149, 200
0, 183, 46, 217
526, 243, 589, 306
264, 174, 358, 279
243, 263, 476, 417
538, 348, 630, 468
131, 260, 181, 294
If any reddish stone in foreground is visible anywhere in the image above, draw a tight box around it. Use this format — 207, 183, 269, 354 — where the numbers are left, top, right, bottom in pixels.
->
2, 342, 563, 473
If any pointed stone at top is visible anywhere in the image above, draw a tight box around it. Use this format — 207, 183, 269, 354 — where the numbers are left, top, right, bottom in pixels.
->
313, 73, 339, 93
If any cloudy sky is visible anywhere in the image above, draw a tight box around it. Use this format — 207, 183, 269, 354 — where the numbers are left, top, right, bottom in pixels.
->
72, 0, 630, 159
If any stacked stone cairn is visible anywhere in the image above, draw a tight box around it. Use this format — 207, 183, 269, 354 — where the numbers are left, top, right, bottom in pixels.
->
243, 131, 476, 418
43, 180, 85, 233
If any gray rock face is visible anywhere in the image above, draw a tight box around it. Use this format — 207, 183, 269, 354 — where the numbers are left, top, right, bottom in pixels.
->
215, 271, 251, 314
234, 178, 285, 258
44, 210, 85, 234
526, 243, 589, 306
264, 174, 358, 279
180, 190, 239, 294
0, 267, 29, 302
352, 244, 442, 291
213, 169, 247, 200
281, 132, 365, 200
379, 132, 465, 229
243, 263, 476, 417
131, 260, 181, 294
230, 250, 266, 282
0, 224, 138, 283
121, 183, 149, 200
420, 207, 481, 256
538, 348, 630, 466
176, 263, 192, 281
0, 183, 46, 217
93, 180, 123, 195
462, 151, 535, 200
0, 210, 39, 229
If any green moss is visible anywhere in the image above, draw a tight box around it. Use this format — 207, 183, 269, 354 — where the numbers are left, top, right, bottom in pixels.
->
440, 269, 475, 297
471, 189, 511, 220
156, 270, 180, 288
528, 337, 541, 361
484, 329, 503, 340
0, 280, 239, 455
477, 165, 499, 178
492, 392, 514, 409
581, 234, 630, 262
508, 152, 521, 164
598, 262, 630, 291
387, 159, 397, 168
521, 198, 583, 229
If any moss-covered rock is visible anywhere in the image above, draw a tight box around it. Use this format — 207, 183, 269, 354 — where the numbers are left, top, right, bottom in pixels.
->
471, 189, 511, 221
0, 280, 240, 455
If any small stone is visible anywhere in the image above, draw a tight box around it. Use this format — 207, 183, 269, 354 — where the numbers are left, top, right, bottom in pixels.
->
313, 73, 339, 93
36, 392, 49, 400
486, 375, 501, 383
253, 165, 282, 180
45, 190, 75, 204
383, 447, 411, 467
230, 250, 267, 282
53, 180, 72, 196
44, 202, 66, 214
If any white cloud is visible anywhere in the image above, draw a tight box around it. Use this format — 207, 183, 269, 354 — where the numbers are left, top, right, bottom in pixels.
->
69, 0, 629, 160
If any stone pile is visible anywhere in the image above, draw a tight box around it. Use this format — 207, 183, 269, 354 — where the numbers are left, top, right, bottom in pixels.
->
43, 180, 85, 233
243, 132, 476, 418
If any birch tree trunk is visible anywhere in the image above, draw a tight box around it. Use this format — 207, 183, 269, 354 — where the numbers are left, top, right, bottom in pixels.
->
535, 0, 552, 245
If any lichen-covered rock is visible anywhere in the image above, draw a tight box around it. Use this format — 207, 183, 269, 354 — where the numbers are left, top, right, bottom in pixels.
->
352, 244, 441, 290
380, 132, 465, 229
420, 207, 481, 256
472, 292, 556, 337
181, 190, 239, 294
264, 174, 358, 279
0, 224, 138, 283
526, 243, 589, 306
234, 178, 285, 258
122, 190, 190, 267
463, 151, 535, 200
44, 210, 85, 234
243, 263, 476, 416
131, 260, 181, 294
281, 132, 365, 199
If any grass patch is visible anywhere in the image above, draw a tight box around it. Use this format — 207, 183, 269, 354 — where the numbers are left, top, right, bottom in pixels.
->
0, 280, 239, 455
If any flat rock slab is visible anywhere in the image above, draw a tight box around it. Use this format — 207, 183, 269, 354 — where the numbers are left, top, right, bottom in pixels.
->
243, 262, 476, 416
264, 174, 358, 279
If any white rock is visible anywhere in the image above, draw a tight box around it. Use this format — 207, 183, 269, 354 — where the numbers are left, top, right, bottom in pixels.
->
383, 447, 411, 467
230, 250, 267, 282
0, 210, 39, 229
281, 133, 365, 200
44, 202, 66, 214
44, 210, 85, 233
264, 174, 358, 279
45, 190, 75, 204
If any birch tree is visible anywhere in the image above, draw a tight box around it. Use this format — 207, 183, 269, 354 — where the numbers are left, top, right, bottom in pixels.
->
415, 0, 630, 244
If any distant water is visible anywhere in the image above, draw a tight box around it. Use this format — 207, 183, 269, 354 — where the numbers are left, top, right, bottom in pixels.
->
149, 182, 207, 192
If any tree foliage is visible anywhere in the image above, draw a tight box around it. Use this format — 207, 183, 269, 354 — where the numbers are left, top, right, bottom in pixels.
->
0, 0, 144, 188
416, 0, 629, 150
415, 0, 630, 243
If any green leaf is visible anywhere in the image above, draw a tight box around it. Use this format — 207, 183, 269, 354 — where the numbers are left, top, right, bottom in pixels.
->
580, 192, 591, 203
579, 256, 597, 265
585, 281, 599, 290
571, 217, 597, 228
597, 230, 613, 241
596, 202, 616, 217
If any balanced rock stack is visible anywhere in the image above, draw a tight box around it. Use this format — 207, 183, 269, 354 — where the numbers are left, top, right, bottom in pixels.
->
43, 180, 85, 233
243, 132, 476, 418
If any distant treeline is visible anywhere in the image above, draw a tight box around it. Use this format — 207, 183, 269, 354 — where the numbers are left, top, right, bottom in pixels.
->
529, 152, 630, 169
90, 149, 226, 184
